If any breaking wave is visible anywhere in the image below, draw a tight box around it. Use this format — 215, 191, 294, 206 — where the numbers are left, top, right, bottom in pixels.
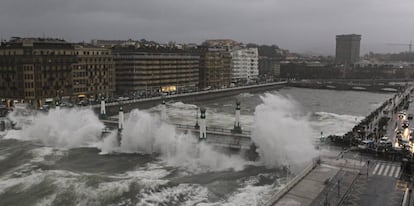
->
98, 109, 249, 173
252, 93, 318, 170
5, 108, 104, 148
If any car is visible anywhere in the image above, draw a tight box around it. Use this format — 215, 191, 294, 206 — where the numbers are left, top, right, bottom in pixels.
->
402, 120, 409, 129
398, 111, 407, 120
358, 139, 375, 150
400, 139, 411, 149
379, 136, 392, 147
380, 136, 391, 143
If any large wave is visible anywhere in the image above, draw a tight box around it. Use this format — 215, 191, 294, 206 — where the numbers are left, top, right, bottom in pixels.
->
4, 93, 319, 172
252, 93, 318, 169
5, 108, 104, 148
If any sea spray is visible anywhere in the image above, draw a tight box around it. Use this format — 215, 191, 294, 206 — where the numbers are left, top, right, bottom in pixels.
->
252, 93, 317, 170
5, 108, 104, 148
101, 109, 248, 172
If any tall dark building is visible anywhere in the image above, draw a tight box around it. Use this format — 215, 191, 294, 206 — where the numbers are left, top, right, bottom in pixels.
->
335, 34, 361, 65
199, 47, 232, 89
113, 46, 199, 95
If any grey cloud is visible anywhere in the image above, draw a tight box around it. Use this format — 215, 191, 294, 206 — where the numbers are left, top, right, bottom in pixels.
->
0, 0, 413, 54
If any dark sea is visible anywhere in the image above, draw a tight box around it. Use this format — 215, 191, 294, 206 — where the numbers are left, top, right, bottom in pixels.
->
0, 88, 392, 206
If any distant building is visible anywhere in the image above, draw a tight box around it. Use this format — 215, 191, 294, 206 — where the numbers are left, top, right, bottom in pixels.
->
199, 47, 232, 89
202, 39, 240, 48
91, 39, 138, 47
335, 34, 361, 65
258, 56, 280, 81
113, 47, 199, 95
231, 47, 259, 83
73, 44, 116, 99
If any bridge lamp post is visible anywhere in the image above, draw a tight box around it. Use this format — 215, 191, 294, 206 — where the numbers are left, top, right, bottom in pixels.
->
199, 107, 207, 141
117, 106, 124, 146
100, 96, 106, 119
232, 101, 242, 134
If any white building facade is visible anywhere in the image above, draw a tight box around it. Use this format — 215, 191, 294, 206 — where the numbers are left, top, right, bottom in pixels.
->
231, 48, 259, 83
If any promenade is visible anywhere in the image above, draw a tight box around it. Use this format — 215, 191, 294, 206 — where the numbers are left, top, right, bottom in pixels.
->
266, 155, 364, 206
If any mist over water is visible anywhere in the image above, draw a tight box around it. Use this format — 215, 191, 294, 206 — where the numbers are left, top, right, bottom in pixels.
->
252, 93, 318, 169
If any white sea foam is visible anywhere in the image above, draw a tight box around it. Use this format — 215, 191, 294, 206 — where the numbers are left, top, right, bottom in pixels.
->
199, 174, 281, 206
0, 154, 7, 161
0, 131, 7, 138
98, 109, 249, 173
167, 101, 198, 110
0, 168, 150, 205
221, 184, 274, 206
138, 183, 209, 206
238, 93, 255, 98
35, 194, 56, 206
5, 108, 104, 148
0, 171, 46, 194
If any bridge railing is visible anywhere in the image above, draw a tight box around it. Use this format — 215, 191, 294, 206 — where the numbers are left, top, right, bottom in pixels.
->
173, 123, 251, 136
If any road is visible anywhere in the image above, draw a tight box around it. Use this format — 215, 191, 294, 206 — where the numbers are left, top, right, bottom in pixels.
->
342, 160, 406, 206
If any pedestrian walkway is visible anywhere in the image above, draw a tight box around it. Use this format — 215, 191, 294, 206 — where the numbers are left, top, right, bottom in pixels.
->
269, 157, 362, 206
371, 162, 401, 178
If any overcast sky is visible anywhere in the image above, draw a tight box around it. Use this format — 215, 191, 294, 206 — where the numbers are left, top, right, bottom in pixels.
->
0, 0, 413, 55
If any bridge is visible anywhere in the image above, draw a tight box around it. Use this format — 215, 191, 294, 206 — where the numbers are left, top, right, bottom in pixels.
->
99, 100, 257, 158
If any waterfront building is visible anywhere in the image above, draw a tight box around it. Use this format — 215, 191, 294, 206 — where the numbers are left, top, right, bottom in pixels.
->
199, 47, 232, 89
73, 44, 116, 100
113, 46, 200, 95
0, 37, 116, 108
335, 34, 361, 65
0, 37, 77, 108
231, 47, 259, 84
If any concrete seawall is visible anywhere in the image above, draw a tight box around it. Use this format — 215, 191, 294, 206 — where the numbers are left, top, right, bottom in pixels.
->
93, 81, 287, 116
